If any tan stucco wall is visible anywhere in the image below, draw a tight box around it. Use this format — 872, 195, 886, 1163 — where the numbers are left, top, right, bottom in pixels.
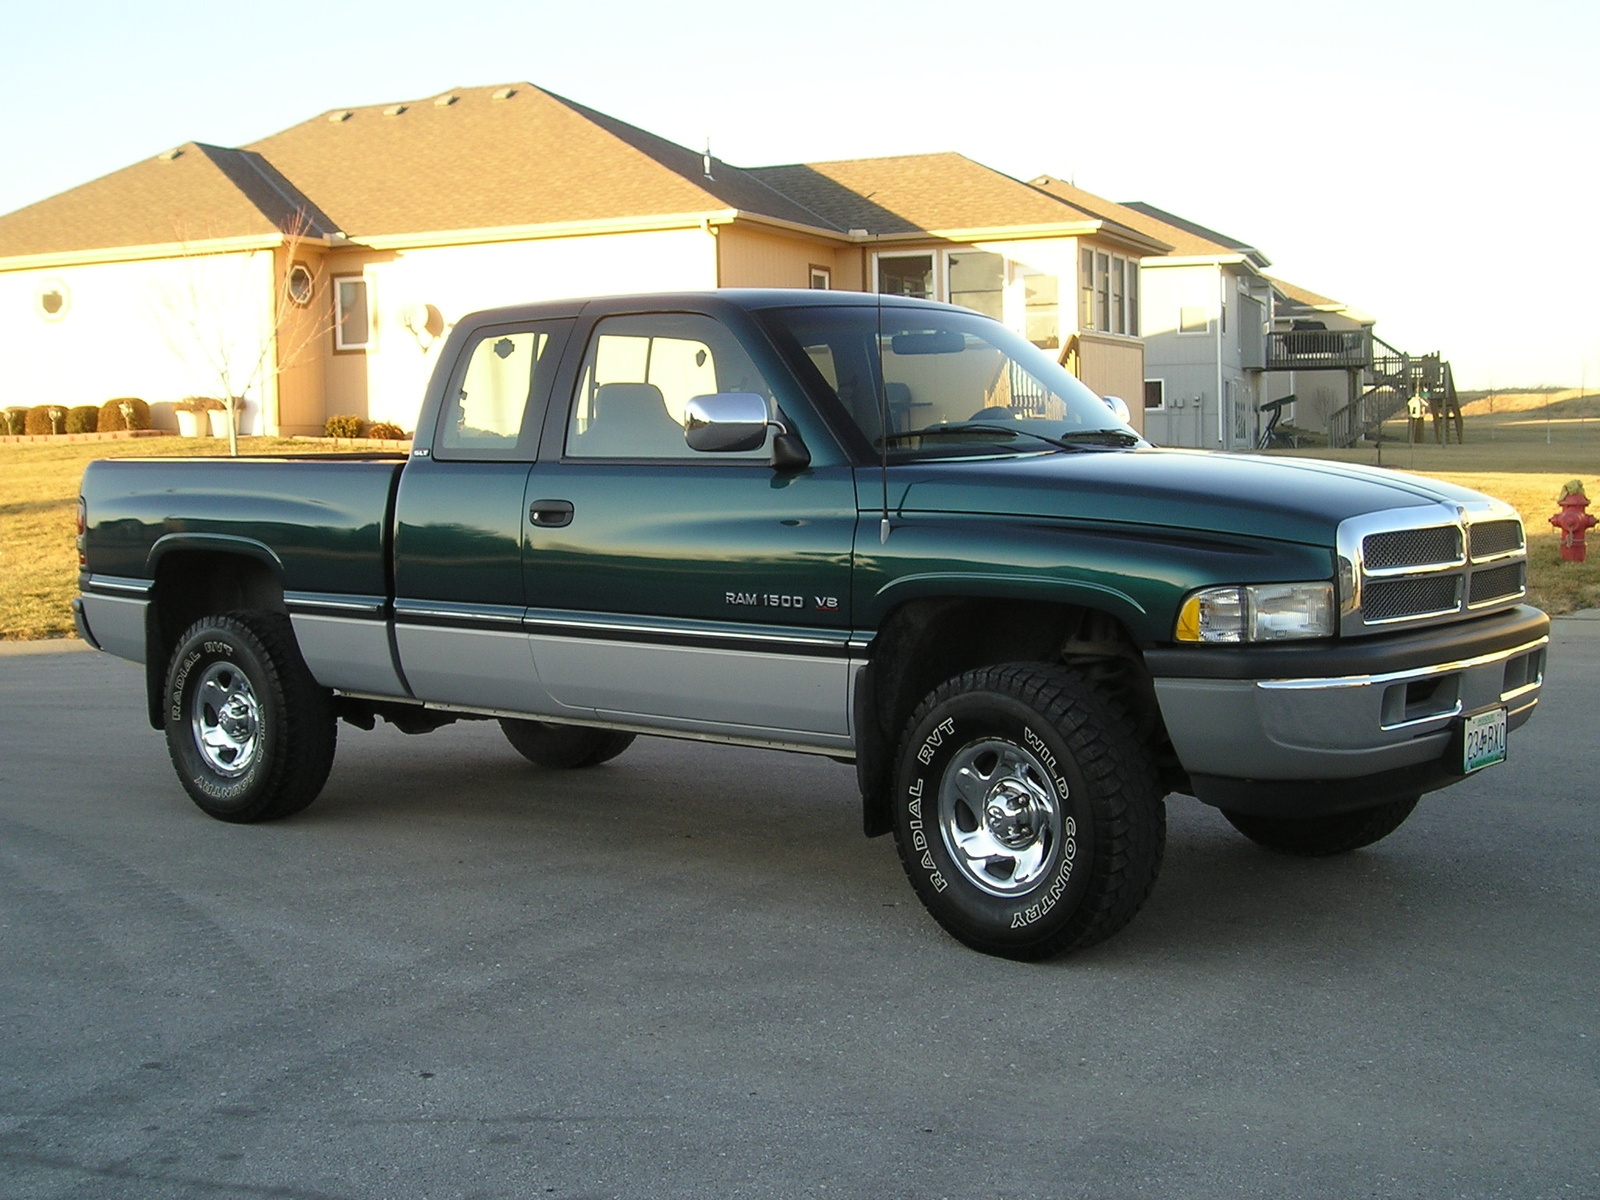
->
716, 226, 853, 290
323, 227, 718, 432
0, 250, 276, 431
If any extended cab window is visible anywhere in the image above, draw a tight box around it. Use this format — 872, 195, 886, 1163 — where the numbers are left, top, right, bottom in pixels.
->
435, 321, 570, 460
565, 313, 774, 459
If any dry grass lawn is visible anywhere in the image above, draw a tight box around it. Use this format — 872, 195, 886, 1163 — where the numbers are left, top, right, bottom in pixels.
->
0, 437, 353, 640
3, 412, 1596, 641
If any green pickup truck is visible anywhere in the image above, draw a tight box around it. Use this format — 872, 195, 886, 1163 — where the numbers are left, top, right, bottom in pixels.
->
75, 290, 1547, 959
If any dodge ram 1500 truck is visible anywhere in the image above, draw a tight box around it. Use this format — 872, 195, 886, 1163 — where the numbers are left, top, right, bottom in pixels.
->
75, 290, 1548, 959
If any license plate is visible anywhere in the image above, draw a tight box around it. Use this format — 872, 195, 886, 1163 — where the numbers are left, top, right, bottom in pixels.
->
1461, 707, 1508, 774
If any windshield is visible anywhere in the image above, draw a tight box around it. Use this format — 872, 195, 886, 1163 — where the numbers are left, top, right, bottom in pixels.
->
758, 304, 1139, 458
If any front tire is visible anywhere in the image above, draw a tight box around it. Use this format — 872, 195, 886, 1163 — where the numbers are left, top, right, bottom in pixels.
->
1221, 796, 1420, 856
163, 612, 336, 823
499, 719, 635, 769
892, 664, 1166, 960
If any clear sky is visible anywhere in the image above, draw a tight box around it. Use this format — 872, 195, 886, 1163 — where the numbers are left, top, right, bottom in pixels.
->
3, 0, 1594, 390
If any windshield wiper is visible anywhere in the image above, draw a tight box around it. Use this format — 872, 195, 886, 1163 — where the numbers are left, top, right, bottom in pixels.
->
877, 423, 1139, 452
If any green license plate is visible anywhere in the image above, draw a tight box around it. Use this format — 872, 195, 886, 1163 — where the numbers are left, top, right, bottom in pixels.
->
1461, 707, 1508, 774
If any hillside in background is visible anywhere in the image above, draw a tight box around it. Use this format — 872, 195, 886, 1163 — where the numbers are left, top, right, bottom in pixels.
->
1457, 388, 1599, 417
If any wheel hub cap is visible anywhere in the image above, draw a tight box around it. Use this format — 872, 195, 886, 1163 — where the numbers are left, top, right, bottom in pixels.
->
192, 663, 261, 777
939, 738, 1063, 897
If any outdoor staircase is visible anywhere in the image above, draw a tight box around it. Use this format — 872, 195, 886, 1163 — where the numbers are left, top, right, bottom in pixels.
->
1327, 337, 1456, 448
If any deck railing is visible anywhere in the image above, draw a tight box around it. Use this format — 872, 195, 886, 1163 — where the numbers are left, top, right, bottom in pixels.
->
1265, 329, 1371, 371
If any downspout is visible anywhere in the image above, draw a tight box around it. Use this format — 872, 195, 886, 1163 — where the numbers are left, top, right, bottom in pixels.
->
1215, 265, 1225, 447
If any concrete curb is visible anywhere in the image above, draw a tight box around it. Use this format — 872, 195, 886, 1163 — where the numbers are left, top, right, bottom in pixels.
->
0, 638, 94, 657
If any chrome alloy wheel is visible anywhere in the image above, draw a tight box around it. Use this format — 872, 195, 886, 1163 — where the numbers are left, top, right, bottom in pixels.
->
938, 738, 1065, 896
190, 661, 262, 777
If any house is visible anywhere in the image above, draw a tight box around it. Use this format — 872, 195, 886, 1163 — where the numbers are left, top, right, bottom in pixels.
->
0, 84, 1168, 437
1262, 276, 1376, 438
1031, 180, 1284, 450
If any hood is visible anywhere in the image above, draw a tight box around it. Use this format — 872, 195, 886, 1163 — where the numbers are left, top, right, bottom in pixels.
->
887, 448, 1483, 546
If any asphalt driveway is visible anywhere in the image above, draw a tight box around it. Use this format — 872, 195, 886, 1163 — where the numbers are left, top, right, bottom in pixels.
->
1, 619, 1595, 1199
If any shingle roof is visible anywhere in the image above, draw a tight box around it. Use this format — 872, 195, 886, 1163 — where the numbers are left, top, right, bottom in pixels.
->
245, 83, 833, 238
1117, 199, 1268, 265
0, 143, 330, 259
749, 153, 1163, 247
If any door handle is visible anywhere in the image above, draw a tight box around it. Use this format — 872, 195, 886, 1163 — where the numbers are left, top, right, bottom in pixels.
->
528, 499, 575, 528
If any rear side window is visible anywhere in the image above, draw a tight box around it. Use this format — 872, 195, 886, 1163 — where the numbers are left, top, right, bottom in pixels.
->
434, 320, 571, 460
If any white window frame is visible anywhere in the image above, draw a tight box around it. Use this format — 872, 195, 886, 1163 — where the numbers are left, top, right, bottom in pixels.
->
1077, 247, 1141, 337
808, 265, 831, 290
333, 275, 372, 352
1144, 379, 1166, 410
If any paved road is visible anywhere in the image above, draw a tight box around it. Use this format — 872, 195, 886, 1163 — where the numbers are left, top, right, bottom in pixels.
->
1, 623, 1596, 1200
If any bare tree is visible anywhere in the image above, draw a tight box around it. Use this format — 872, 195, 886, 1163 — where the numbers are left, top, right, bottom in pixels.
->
153, 207, 335, 455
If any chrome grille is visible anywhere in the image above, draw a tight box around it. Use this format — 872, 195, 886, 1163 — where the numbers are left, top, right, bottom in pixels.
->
1469, 561, 1525, 607
1363, 576, 1461, 622
1363, 526, 1461, 570
1470, 520, 1524, 560
1338, 502, 1528, 634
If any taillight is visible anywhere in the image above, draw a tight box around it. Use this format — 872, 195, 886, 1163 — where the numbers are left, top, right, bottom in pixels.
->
76, 496, 87, 567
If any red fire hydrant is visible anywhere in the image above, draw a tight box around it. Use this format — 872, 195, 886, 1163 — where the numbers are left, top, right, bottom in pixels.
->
1549, 480, 1598, 563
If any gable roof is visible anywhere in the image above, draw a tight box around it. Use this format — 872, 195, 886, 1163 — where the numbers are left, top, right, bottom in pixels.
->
0, 143, 333, 260
1032, 178, 1267, 265
749, 154, 1169, 251
1267, 275, 1375, 325
245, 83, 834, 239
1117, 199, 1269, 267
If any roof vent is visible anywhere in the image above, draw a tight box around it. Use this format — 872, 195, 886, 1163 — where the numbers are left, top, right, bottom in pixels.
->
157, 147, 184, 161
490, 87, 516, 101
434, 93, 458, 107
383, 104, 408, 117
329, 110, 353, 122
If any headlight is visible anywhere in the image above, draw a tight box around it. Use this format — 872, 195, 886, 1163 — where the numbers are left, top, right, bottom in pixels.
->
1175, 582, 1335, 643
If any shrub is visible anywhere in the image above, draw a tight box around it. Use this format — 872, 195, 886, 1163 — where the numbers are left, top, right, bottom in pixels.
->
98, 397, 151, 432
1, 407, 28, 436
25, 405, 68, 436
325, 414, 365, 438
65, 405, 99, 434
366, 421, 407, 440
176, 396, 225, 412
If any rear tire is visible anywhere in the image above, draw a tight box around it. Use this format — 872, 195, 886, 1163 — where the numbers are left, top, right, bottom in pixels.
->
499, 719, 635, 769
1221, 796, 1420, 856
163, 612, 336, 822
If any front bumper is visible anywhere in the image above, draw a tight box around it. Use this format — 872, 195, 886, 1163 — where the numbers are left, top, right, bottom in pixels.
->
1146, 605, 1548, 816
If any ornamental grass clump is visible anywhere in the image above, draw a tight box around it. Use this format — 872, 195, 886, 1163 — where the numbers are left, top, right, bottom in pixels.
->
24, 405, 68, 436
98, 397, 151, 432
65, 405, 99, 434
324, 414, 365, 438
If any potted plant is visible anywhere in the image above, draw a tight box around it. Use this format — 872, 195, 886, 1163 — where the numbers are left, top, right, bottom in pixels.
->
208, 397, 241, 439
175, 397, 219, 437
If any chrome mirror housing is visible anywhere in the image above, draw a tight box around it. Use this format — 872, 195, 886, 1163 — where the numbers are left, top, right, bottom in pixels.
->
684, 393, 773, 453
1101, 394, 1132, 425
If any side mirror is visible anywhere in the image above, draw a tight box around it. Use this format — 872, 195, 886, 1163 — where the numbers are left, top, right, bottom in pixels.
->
1101, 395, 1132, 424
684, 392, 770, 453
683, 393, 810, 469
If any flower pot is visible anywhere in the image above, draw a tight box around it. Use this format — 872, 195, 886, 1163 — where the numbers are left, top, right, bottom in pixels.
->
176, 410, 208, 438
208, 409, 233, 438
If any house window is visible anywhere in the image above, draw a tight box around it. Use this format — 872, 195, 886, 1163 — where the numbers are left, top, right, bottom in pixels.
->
947, 251, 1004, 321
809, 265, 831, 290
1022, 273, 1060, 350
1079, 249, 1140, 336
1144, 379, 1165, 409
287, 263, 315, 307
334, 276, 371, 351
877, 254, 934, 300
1178, 305, 1210, 335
